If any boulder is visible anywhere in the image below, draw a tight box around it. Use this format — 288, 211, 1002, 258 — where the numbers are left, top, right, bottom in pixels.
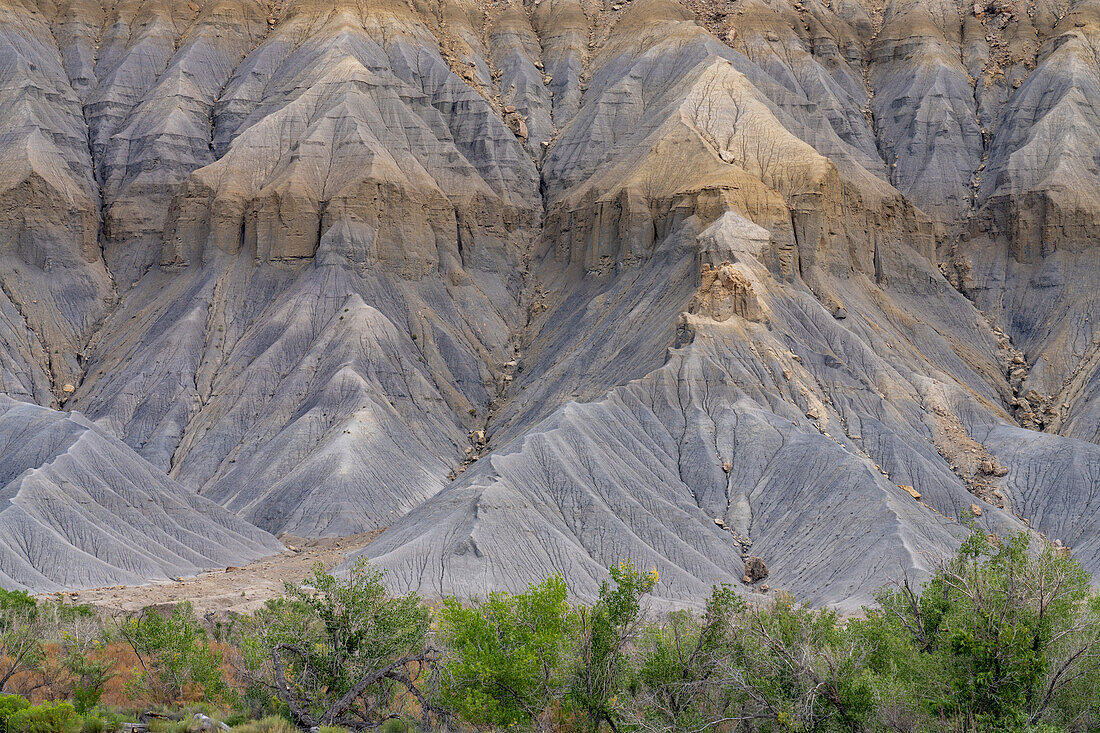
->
742, 556, 769, 584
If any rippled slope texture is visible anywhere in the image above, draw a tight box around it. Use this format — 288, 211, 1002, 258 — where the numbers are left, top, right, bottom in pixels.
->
0, 0, 1098, 606
0, 397, 282, 590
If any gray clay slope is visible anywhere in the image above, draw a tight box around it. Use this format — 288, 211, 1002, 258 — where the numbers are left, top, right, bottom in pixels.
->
0, 0, 1098, 603
0, 396, 282, 591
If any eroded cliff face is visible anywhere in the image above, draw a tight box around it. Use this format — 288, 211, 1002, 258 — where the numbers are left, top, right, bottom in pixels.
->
0, 0, 1098, 605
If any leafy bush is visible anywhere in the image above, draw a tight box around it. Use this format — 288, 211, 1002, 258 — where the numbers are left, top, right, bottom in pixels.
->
76, 708, 130, 733
0, 592, 37, 617
632, 583, 744, 730
438, 575, 576, 729
732, 592, 874, 731
219, 711, 251, 729
67, 650, 112, 716
80, 715, 105, 733
375, 722, 409, 733
857, 529, 1100, 731
3, 529, 1100, 733
36, 602, 114, 714
0, 694, 30, 730
6, 701, 80, 733
0, 602, 43, 693
620, 529, 1100, 733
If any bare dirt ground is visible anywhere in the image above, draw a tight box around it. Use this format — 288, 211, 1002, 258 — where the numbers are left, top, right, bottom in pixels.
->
38, 532, 381, 617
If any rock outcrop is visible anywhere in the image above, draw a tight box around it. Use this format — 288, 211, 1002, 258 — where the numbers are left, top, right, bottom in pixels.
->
690, 262, 764, 322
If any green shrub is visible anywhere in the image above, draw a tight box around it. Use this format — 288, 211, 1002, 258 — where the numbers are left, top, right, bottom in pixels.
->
67, 647, 112, 715
219, 711, 251, 728
77, 708, 130, 733
174, 704, 218, 720
633, 584, 745, 731
237, 561, 435, 730
571, 560, 658, 732
6, 701, 81, 733
0, 591, 37, 617
100, 709, 131, 733
376, 722, 411, 733
0, 605, 44, 692
0, 694, 30, 731
858, 529, 1100, 731
438, 575, 576, 729
28, 600, 113, 715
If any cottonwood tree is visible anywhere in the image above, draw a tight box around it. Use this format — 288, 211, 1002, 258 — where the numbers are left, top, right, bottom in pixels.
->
743, 599, 873, 731
630, 585, 873, 733
117, 602, 227, 706
437, 575, 577, 732
630, 584, 746, 732
39, 603, 113, 712
571, 560, 659, 732
236, 561, 445, 731
862, 529, 1100, 730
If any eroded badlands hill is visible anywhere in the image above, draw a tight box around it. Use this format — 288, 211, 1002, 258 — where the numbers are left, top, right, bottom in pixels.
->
0, 397, 282, 590
0, 0, 1098, 606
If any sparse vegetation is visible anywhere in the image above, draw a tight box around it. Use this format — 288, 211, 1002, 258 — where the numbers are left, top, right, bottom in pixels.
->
228, 715, 297, 733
